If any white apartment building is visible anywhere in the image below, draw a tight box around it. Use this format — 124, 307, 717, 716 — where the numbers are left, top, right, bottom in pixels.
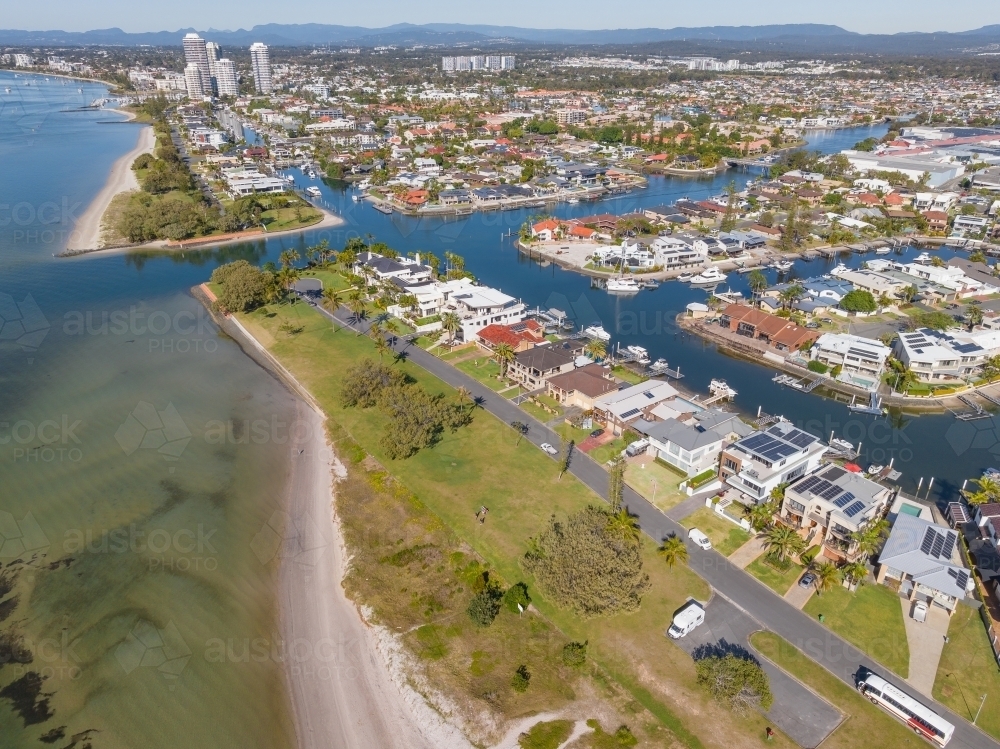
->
13, 54, 34, 67
221, 167, 286, 197
719, 421, 828, 503
182, 33, 211, 95
250, 43, 273, 94
184, 63, 206, 99
810, 333, 891, 390
555, 109, 588, 125
214, 59, 239, 97
895, 327, 1000, 383
205, 41, 220, 95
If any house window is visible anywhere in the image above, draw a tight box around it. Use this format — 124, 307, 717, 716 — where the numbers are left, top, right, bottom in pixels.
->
787, 499, 805, 513
723, 458, 738, 471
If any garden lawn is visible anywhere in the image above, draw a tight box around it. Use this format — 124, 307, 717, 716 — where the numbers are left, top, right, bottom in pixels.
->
624, 459, 687, 513
519, 400, 559, 424
553, 422, 593, 446
803, 583, 909, 678
587, 438, 626, 465
234, 297, 785, 749
300, 268, 352, 293
454, 356, 507, 391
679, 507, 751, 557
751, 632, 932, 749
261, 204, 323, 232
934, 605, 1000, 741
746, 555, 804, 595
610, 365, 647, 385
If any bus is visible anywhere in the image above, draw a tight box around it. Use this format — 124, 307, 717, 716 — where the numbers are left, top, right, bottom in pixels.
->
857, 673, 955, 746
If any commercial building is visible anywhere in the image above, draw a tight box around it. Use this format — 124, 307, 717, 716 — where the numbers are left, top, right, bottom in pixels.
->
719, 421, 828, 503
182, 33, 212, 96
780, 465, 892, 561
555, 109, 588, 125
250, 42, 273, 94
214, 59, 239, 97
441, 55, 515, 71
839, 150, 965, 188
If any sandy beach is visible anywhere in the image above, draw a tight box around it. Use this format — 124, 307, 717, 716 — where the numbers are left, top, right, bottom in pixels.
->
65, 123, 154, 251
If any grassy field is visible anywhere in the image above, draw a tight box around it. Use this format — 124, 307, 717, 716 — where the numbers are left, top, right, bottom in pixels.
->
611, 365, 647, 385
455, 356, 507, 391
680, 507, 752, 557
746, 556, 804, 596
624, 459, 688, 513
299, 268, 353, 293
751, 632, 931, 749
803, 583, 910, 678
588, 438, 627, 465
235, 296, 801, 749
934, 605, 1000, 741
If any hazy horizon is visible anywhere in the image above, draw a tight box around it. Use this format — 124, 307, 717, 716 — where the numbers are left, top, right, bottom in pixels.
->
2, 1, 998, 37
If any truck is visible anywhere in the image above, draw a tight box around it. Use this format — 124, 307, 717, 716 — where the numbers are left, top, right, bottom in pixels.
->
667, 601, 705, 639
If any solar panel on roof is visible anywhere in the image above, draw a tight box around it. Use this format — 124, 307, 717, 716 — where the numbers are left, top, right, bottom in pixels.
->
741, 434, 772, 451
843, 501, 865, 518
822, 466, 846, 481
820, 483, 845, 500
766, 425, 785, 437
808, 479, 833, 497
794, 476, 823, 493
833, 492, 855, 508
941, 534, 956, 560
920, 528, 935, 555
931, 532, 945, 558
787, 429, 817, 448
620, 408, 641, 419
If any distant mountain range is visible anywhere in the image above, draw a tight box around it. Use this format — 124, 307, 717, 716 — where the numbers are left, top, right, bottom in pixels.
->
2, 23, 1000, 54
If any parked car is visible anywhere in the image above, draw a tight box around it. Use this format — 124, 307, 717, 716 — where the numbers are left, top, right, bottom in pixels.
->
799, 572, 817, 588
912, 601, 928, 623
805, 321, 820, 329
688, 528, 712, 551
540, 443, 558, 456
946, 303, 959, 310
589, 429, 605, 438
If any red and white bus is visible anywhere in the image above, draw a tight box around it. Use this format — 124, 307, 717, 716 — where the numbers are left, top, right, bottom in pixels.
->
858, 673, 955, 746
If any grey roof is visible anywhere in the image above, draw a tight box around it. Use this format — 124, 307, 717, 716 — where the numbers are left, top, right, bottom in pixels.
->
787, 464, 887, 526
513, 345, 575, 371
635, 409, 751, 451
880, 513, 968, 599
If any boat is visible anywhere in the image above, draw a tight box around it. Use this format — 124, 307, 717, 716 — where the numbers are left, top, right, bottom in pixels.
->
626, 345, 650, 364
828, 437, 856, 453
284, 175, 295, 183
352, 194, 363, 202
848, 391, 887, 416
583, 324, 611, 341
567, 198, 579, 204
606, 276, 642, 293
709, 379, 738, 399
676, 272, 694, 282
829, 263, 849, 278
915, 252, 931, 265
875, 247, 892, 255
373, 203, 393, 215
4, 88, 9, 93
308, 171, 317, 179
690, 268, 728, 285
774, 260, 793, 272
867, 464, 885, 475
983, 468, 1000, 481
650, 358, 669, 371
305, 186, 322, 198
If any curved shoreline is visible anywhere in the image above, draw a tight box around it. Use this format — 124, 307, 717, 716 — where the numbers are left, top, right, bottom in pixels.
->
63, 120, 154, 252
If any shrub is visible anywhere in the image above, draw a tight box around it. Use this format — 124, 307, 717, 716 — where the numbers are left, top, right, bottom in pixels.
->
340, 359, 408, 408
467, 576, 505, 627
696, 654, 773, 715
517, 720, 573, 749
511, 665, 531, 692
807, 360, 829, 374
502, 582, 531, 613
561, 641, 588, 667
840, 289, 878, 313
131, 152, 156, 171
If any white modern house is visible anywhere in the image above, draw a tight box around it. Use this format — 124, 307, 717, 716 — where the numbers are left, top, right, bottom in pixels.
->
810, 333, 891, 390
895, 327, 1000, 383
718, 421, 828, 503
633, 409, 753, 476
593, 380, 680, 435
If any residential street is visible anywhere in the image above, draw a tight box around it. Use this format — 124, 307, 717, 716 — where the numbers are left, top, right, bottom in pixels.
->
324, 303, 1000, 749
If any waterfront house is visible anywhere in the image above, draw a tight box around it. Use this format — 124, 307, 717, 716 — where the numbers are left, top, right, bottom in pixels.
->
545, 364, 619, 409
355, 252, 434, 285
780, 464, 891, 561
593, 381, 680, 435
973, 504, 1000, 549
876, 513, 969, 615
717, 305, 818, 352
633, 409, 752, 477
894, 327, 1000, 383
810, 333, 891, 390
510, 344, 578, 389
474, 320, 545, 353
718, 421, 828, 504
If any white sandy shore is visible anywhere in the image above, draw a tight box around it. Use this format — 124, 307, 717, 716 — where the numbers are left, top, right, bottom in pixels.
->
65, 123, 154, 251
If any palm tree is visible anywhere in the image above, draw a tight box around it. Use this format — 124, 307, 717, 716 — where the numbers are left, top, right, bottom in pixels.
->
840, 560, 869, 589
930, 256, 946, 268
877, 293, 893, 310
510, 420, 529, 446
747, 269, 768, 300
897, 285, 919, 304
763, 524, 806, 563
968, 303, 984, 331
371, 329, 391, 361
584, 339, 607, 361
493, 342, 516, 378
347, 291, 366, 333
278, 249, 300, 270
778, 283, 805, 311
812, 561, 840, 594
745, 501, 778, 533
321, 289, 342, 330
851, 518, 889, 558
605, 507, 641, 543
885, 357, 918, 394
658, 534, 689, 568
276, 266, 300, 291
964, 476, 1000, 506
441, 312, 462, 344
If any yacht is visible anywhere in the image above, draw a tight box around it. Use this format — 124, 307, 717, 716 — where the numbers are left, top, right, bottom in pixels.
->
773, 260, 793, 272
875, 247, 892, 255
915, 252, 931, 265
567, 197, 580, 204
305, 186, 322, 198
828, 437, 856, 453
583, 324, 611, 341
867, 464, 885, 476
308, 171, 317, 179
606, 276, 642, 293
625, 345, 650, 364
690, 268, 728, 285
649, 358, 669, 371
352, 194, 363, 202
829, 263, 849, 278
284, 175, 295, 183
676, 272, 694, 282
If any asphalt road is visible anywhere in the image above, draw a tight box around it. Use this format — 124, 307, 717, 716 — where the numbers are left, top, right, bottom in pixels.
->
319, 301, 998, 749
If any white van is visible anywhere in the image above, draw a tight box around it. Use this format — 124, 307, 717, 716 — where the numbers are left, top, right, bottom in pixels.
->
668, 601, 706, 639
688, 528, 712, 550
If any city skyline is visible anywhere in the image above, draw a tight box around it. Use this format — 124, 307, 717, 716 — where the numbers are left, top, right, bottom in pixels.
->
2, 2, 1000, 36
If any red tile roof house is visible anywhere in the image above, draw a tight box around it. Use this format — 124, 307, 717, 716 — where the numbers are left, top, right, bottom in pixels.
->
566, 223, 597, 240
884, 192, 905, 207
531, 219, 562, 241
924, 210, 949, 232
475, 320, 545, 353
717, 304, 818, 351
546, 363, 619, 409
402, 189, 429, 207
855, 193, 882, 206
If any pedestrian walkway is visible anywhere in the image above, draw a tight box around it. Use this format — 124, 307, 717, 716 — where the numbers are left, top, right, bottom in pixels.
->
728, 535, 767, 569
901, 598, 950, 697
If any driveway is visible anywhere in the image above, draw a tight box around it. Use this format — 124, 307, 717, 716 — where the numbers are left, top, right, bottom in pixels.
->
901, 599, 951, 697
783, 579, 815, 610
727, 535, 767, 569
324, 305, 1000, 749
673, 596, 843, 748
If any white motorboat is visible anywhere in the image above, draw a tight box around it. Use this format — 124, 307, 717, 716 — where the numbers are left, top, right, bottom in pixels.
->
284, 175, 295, 183
352, 194, 363, 202
875, 247, 892, 255
567, 197, 580, 204
650, 358, 669, 370
308, 171, 317, 179
676, 272, 694, 282
583, 324, 611, 341
305, 186, 322, 198
867, 464, 884, 475
626, 345, 650, 363
915, 252, 931, 265
606, 276, 642, 293
773, 260, 793, 272
829, 263, 849, 278
983, 467, 1000, 481
828, 437, 855, 453
690, 268, 728, 285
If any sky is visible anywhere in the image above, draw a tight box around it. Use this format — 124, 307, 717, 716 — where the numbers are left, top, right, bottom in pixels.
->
2, 0, 997, 35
